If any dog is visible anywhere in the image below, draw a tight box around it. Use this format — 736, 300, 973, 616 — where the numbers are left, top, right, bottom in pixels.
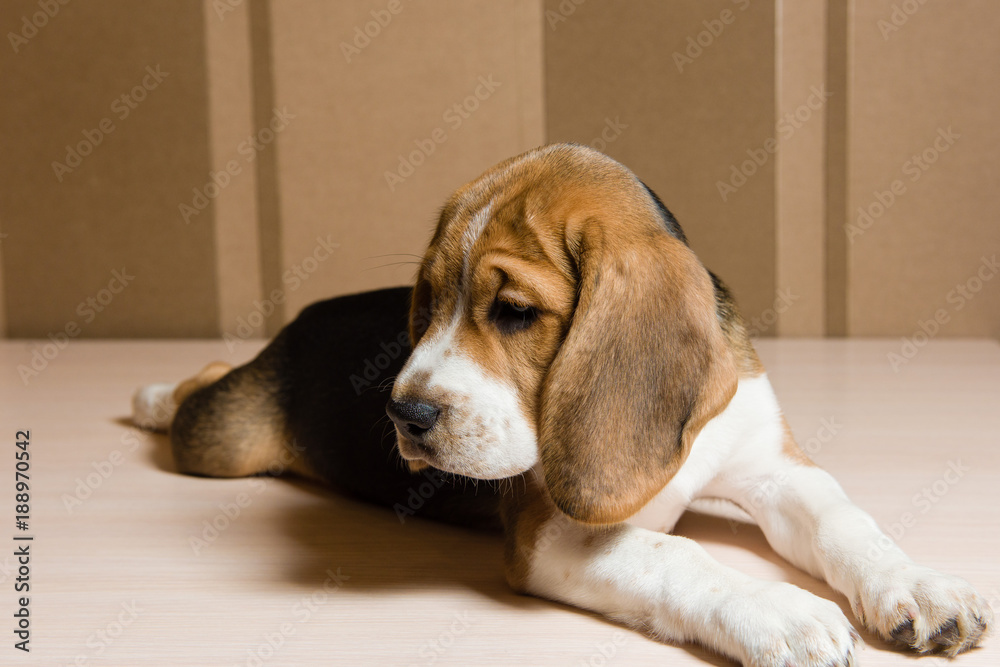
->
135, 144, 991, 666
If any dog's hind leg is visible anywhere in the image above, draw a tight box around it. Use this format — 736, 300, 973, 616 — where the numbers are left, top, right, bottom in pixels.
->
133, 335, 308, 480
132, 361, 233, 433
167, 339, 308, 479
132, 361, 233, 432
172, 361, 234, 406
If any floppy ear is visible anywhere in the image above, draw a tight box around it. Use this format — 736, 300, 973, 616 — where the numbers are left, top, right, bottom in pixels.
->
539, 226, 738, 524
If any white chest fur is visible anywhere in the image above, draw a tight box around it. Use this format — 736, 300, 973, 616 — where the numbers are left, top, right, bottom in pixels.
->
625, 373, 784, 533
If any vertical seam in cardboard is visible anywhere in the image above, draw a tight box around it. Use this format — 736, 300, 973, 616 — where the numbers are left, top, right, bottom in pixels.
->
775, 0, 828, 337
204, 0, 264, 339
249, 0, 286, 335
825, 0, 849, 336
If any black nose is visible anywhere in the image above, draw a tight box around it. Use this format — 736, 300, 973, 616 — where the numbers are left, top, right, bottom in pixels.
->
386, 398, 440, 442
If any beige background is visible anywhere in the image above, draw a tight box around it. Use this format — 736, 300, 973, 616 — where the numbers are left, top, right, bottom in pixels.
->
1, 0, 997, 339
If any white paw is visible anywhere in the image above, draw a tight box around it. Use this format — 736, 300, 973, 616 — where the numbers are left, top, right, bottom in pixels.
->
132, 383, 177, 432
724, 581, 858, 667
854, 564, 992, 656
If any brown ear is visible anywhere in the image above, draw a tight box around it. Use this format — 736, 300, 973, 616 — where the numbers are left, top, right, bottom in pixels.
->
539, 227, 737, 524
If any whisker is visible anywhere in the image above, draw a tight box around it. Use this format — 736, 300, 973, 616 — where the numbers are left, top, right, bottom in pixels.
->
361, 376, 397, 396
377, 375, 398, 392
362, 261, 421, 273
512, 471, 528, 496
370, 413, 392, 438
366, 253, 425, 261
388, 446, 403, 467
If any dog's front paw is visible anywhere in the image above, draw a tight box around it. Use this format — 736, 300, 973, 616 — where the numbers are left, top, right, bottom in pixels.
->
724, 581, 859, 667
854, 564, 992, 656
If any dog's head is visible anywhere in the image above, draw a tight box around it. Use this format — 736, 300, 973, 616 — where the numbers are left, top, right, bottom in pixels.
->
387, 144, 737, 524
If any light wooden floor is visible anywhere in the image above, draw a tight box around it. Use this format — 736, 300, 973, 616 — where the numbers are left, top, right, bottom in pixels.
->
2, 339, 998, 666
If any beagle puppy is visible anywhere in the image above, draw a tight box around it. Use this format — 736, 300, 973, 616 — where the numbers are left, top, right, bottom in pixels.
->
136, 144, 991, 666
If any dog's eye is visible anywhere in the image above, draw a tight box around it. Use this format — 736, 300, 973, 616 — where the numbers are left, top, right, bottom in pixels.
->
490, 298, 538, 333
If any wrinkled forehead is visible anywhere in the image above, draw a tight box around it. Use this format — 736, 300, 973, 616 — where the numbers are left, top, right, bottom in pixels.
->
418, 145, 657, 308
425, 187, 558, 295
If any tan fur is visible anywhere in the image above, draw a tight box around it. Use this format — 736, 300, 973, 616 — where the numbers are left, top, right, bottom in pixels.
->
781, 417, 817, 467
173, 361, 233, 406
500, 475, 557, 593
169, 339, 313, 480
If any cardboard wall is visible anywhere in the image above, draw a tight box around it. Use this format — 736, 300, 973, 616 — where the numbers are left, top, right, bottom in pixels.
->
1, 0, 997, 340
259, 0, 544, 335
843, 0, 1000, 338
0, 0, 220, 338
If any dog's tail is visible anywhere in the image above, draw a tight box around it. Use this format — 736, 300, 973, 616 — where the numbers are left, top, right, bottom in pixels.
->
131, 383, 178, 432
131, 362, 233, 433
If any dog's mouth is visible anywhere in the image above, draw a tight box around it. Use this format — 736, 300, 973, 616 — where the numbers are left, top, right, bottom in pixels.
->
396, 432, 437, 462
